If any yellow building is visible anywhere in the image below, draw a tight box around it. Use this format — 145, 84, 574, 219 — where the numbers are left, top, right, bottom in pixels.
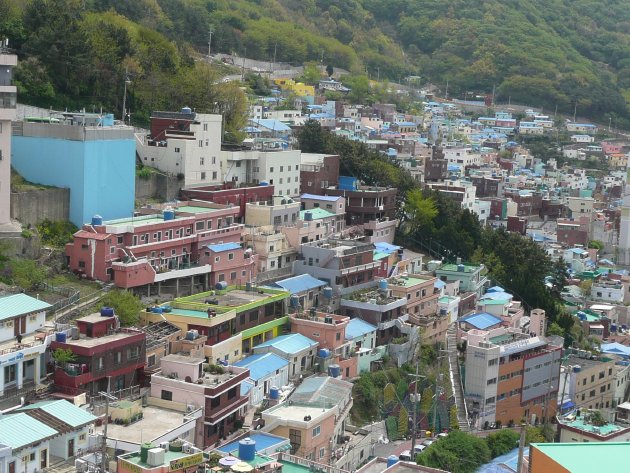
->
273, 78, 315, 97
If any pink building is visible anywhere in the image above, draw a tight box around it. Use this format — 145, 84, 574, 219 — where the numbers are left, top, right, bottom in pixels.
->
149, 354, 250, 447
66, 201, 253, 295
290, 312, 358, 380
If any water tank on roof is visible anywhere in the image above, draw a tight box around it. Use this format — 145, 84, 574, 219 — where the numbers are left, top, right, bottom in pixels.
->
259, 181, 269, 186
151, 307, 163, 314
163, 208, 175, 221
215, 281, 228, 291
304, 211, 313, 221
290, 294, 300, 308
611, 324, 618, 332
238, 438, 256, 462
55, 332, 67, 343
140, 443, 154, 464
457, 264, 465, 272
181, 106, 192, 114
387, 455, 399, 468
573, 365, 581, 373
318, 348, 331, 358
328, 364, 341, 378
100, 307, 115, 317
91, 215, 103, 226
323, 287, 333, 299
269, 386, 280, 400
379, 279, 388, 291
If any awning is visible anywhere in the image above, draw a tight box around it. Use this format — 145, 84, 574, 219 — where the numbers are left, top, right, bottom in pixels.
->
561, 401, 575, 410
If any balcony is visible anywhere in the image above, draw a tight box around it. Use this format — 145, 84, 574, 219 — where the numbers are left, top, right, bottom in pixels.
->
205, 395, 249, 424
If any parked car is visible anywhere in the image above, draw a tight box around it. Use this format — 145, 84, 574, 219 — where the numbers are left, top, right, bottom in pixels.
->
413, 444, 427, 454
398, 450, 413, 462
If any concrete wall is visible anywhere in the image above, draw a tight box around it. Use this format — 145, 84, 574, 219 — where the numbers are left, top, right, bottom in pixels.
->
12, 133, 135, 226
11, 188, 69, 225
135, 173, 181, 204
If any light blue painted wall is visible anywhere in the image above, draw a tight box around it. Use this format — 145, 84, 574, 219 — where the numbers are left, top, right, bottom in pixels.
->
12, 136, 135, 226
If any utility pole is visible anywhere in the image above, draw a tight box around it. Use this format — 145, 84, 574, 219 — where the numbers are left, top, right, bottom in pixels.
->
208, 28, 213, 59
121, 66, 130, 124
410, 364, 426, 455
573, 101, 577, 123
516, 422, 527, 473
99, 390, 117, 473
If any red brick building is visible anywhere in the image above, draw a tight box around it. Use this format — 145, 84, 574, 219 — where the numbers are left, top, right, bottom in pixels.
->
180, 183, 275, 221
50, 311, 146, 396
300, 153, 340, 195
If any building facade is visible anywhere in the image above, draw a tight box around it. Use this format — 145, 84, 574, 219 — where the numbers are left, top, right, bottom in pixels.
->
0, 49, 16, 224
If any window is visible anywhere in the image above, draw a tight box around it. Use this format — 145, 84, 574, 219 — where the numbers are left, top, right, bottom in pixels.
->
97, 357, 104, 370
228, 253, 234, 260
175, 147, 180, 153
127, 346, 140, 360
200, 157, 205, 165
320, 448, 326, 459
215, 256, 221, 263
199, 140, 203, 147
280, 166, 284, 172
201, 172, 206, 180
230, 271, 237, 280
148, 354, 156, 367
161, 390, 173, 401
110, 246, 116, 254
228, 387, 237, 399
312, 425, 321, 437
270, 167, 274, 173
78, 261, 86, 269
115, 352, 122, 364
295, 165, 299, 170
79, 433, 86, 441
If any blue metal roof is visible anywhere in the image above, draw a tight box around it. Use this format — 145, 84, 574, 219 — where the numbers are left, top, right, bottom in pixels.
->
601, 342, 630, 357
217, 432, 288, 454
300, 193, 341, 202
17, 400, 97, 428
373, 242, 401, 254
0, 293, 51, 322
272, 274, 326, 294
0, 413, 58, 449
486, 286, 505, 293
434, 279, 446, 290
206, 242, 242, 252
481, 291, 513, 301
345, 318, 377, 340
250, 119, 292, 132
233, 353, 288, 381
459, 312, 502, 330
253, 333, 318, 354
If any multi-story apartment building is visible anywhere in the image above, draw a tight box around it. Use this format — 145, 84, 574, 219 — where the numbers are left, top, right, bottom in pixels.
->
465, 328, 563, 427
0, 294, 53, 399
324, 176, 397, 226
50, 310, 146, 396
149, 354, 250, 446
140, 286, 290, 364
293, 240, 385, 296
12, 112, 135, 226
221, 147, 301, 197
137, 109, 222, 187
243, 225, 296, 276
290, 311, 358, 380
262, 376, 353, 464
435, 261, 489, 299
245, 196, 300, 228
559, 355, 616, 411
66, 202, 249, 295
300, 153, 340, 195
0, 48, 16, 225
180, 183, 275, 222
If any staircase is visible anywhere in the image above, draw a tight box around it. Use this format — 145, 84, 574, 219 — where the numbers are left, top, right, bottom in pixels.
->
446, 324, 470, 431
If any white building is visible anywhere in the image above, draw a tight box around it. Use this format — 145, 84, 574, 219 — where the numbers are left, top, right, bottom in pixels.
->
571, 134, 595, 143
233, 352, 289, 406
221, 148, 301, 196
0, 50, 17, 224
137, 111, 223, 187
0, 400, 97, 473
443, 147, 482, 167
0, 294, 54, 397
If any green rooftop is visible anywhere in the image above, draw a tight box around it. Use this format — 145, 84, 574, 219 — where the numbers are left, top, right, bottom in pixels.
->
373, 251, 390, 261
481, 299, 510, 305
300, 208, 336, 220
176, 205, 221, 214
120, 450, 201, 468
438, 263, 481, 273
561, 414, 622, 436
531, 442, 630, 473
389, 276, 433, 288
105, 215, 167, 228
0, 293, 51, 322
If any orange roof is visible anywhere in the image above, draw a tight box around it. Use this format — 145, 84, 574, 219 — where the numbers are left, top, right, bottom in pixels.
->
74, 230, 111, 240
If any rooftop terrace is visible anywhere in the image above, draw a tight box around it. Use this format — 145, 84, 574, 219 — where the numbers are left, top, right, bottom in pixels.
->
173, 285, 288, 314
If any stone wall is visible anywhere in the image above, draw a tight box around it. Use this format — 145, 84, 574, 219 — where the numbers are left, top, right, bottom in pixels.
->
135, 173, 181, 204
11, 188, 70, 226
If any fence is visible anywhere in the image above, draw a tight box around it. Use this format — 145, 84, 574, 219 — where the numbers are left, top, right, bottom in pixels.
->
39, 282, 81, 315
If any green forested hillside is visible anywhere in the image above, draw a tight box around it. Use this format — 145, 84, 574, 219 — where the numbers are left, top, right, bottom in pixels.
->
2, 0, 630, 126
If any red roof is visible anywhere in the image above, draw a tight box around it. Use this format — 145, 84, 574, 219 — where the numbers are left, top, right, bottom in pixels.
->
74, 230, 111, 240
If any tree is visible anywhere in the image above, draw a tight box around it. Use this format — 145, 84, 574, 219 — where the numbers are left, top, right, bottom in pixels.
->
547, 322, 565, 338
524, 426, 545, 445
486, 429, 520, 458
9, 259, 46, 290
99, 289, 143, 326
52, 347, 76, 367
420, 387, 434, 413
384, 383, 396, 407
588, 240, 604, 250
579, 279, 593, 297
300, 62, 321, 85
296, 119, 328, 153
417, 430, 491, 473
449, 405, 459, 430
401, 189, 438, 234
398, 406, 409, 438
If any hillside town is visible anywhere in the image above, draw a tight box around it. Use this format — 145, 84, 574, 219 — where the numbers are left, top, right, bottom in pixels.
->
3, 41, 630, 473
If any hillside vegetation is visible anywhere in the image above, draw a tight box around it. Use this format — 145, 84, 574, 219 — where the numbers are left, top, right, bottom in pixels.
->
2, 0, 630, 126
